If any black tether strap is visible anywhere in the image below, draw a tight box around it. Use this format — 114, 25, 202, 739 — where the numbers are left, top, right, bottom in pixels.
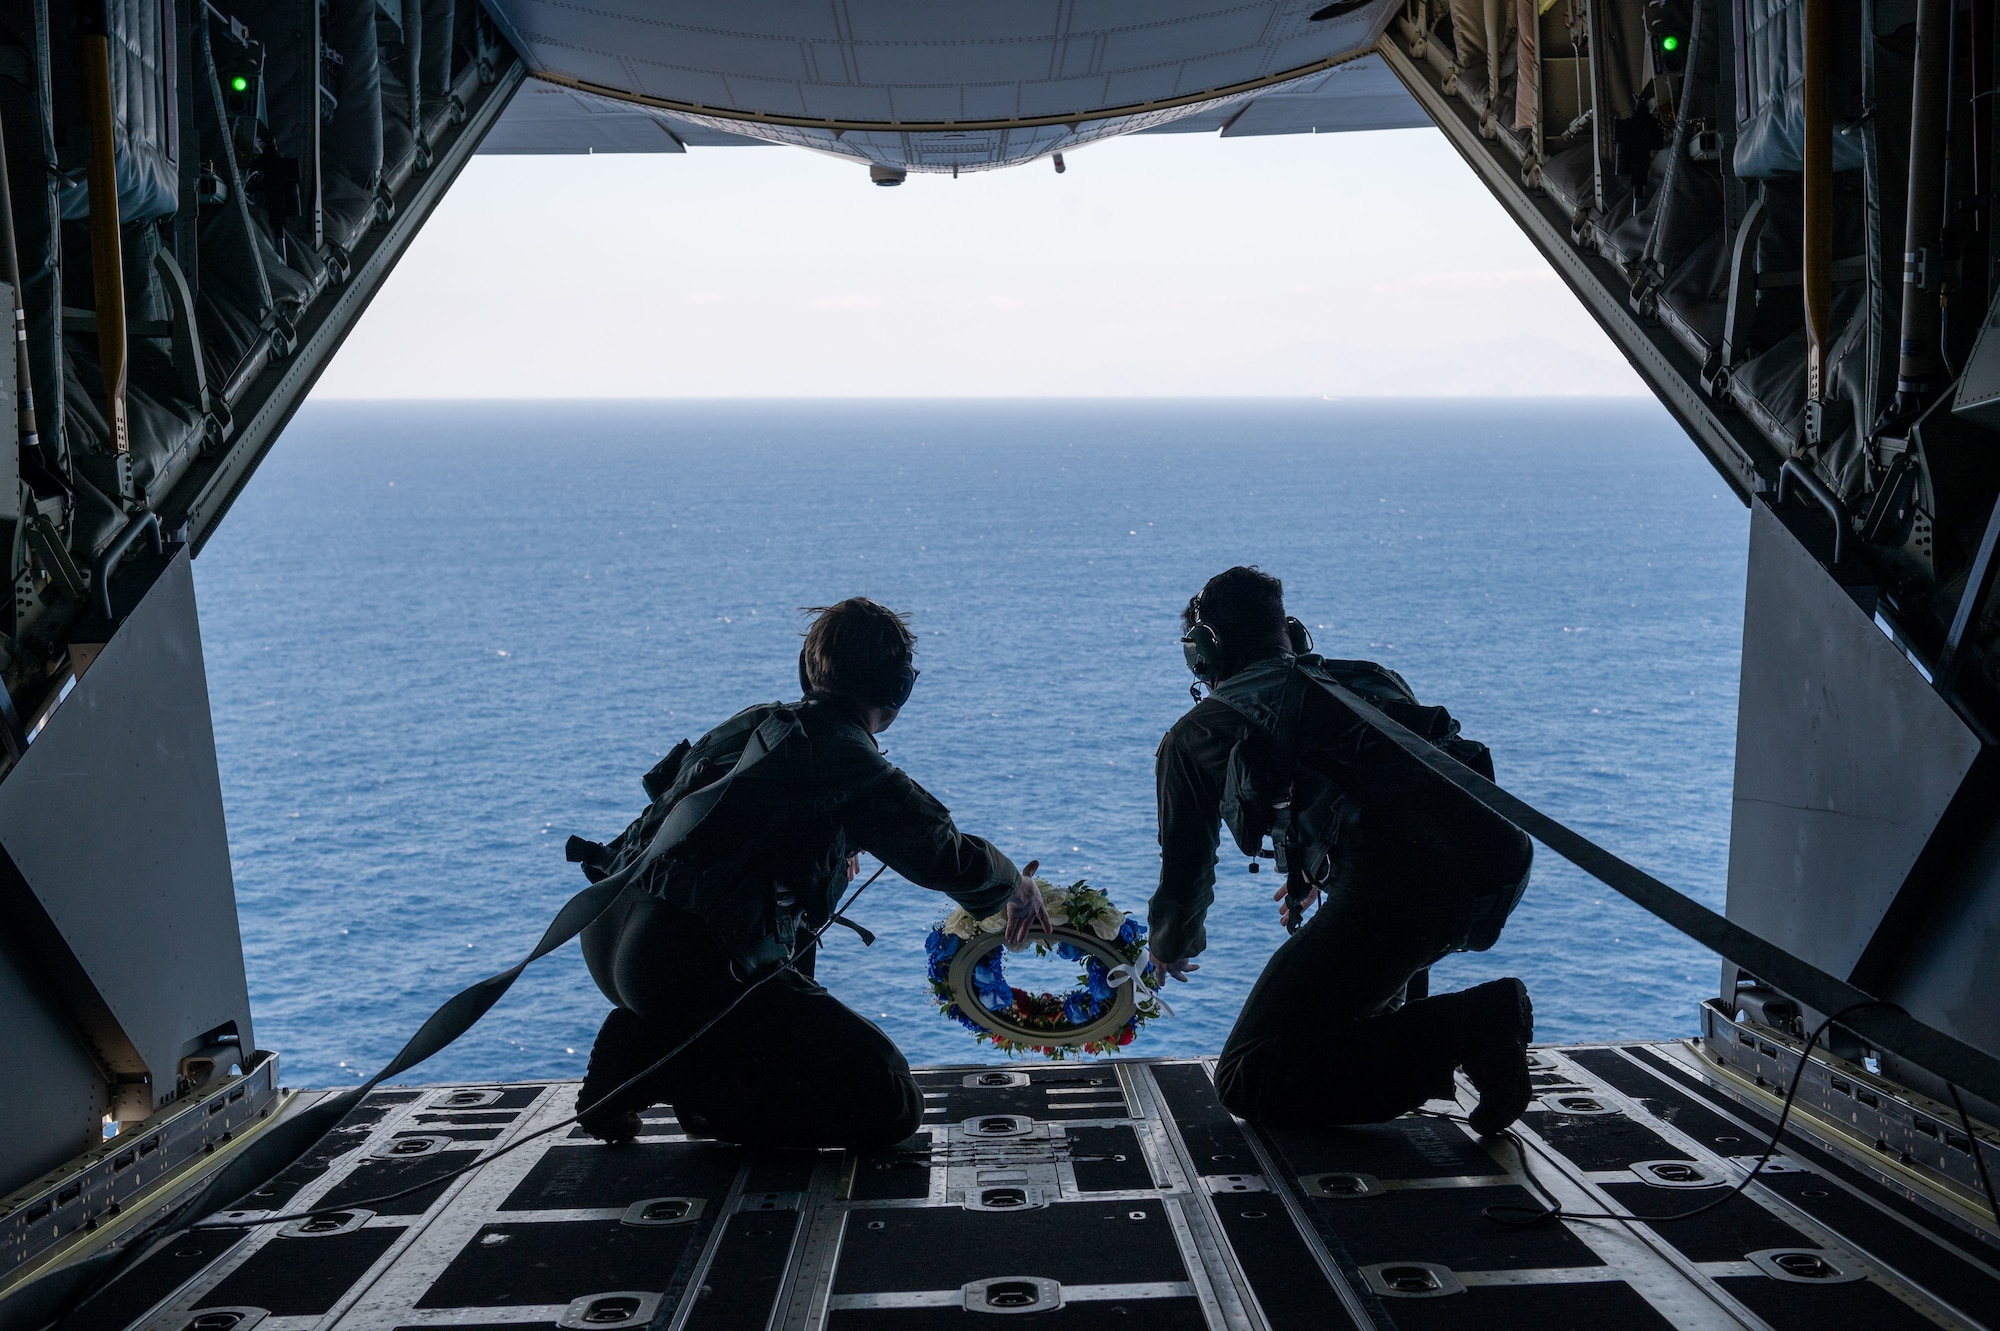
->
1313, 676, 2000, 1111
1, 711, 804, 1331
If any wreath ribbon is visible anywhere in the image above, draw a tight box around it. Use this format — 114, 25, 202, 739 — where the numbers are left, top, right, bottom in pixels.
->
1106, 962, 1173, 1018
928, 877, 1166, 1056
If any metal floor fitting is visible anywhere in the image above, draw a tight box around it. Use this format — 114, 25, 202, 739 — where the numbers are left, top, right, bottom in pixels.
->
56, 1049, 2000, 1331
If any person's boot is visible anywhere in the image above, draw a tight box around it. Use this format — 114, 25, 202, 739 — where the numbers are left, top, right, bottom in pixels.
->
673, 1103, 718, 1139
582, 1107, 644, 1144
1457, 977, 1534, 1136
578, 1008, 669, 1144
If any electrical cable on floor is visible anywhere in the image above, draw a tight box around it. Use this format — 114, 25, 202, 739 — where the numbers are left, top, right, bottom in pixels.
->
1479, 1001, 1899, 1228
191, 861, 894, 1231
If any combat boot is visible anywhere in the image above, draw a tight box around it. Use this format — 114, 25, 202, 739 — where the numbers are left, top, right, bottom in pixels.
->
578, 1007, 676, 1143
673, 1103, 719, 1139
1456, 977, 1534, 1135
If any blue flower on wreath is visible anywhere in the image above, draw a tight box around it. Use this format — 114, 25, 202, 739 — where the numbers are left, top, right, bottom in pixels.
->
926, 877, 1168, 1058
925, 929, 959, 983
972, 956, 1015, 1012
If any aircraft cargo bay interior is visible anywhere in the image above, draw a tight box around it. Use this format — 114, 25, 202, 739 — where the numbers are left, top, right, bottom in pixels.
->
2, 2, 1999, 1329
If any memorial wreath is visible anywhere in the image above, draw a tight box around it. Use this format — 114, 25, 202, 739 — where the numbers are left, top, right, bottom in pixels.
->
925, 877, 1169, 1058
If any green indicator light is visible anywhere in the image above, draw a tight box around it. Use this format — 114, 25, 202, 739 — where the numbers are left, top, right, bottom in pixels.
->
230, 75, 249, 92
1661, 34, 1679, 51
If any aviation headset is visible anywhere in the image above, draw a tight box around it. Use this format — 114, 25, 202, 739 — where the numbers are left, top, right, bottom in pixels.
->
798, 649, 920, 711
1181, 598, 1314, 700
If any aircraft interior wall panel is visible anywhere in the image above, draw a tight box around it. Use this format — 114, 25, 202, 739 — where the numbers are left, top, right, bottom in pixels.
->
0, 926, 110, 1198
1878, 811, 2000, 1070
0, 551, 254, 1117
1725, 503, 1983, 986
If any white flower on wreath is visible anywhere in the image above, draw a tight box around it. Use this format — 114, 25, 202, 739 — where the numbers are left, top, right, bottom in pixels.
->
948, 878, 1126, 942
1072, 887, 1112, 918
1034, 878, 1126, 941
1037, 880, 1070, 926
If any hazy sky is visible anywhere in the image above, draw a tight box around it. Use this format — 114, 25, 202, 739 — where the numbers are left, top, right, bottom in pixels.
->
315, 123, 1645, 398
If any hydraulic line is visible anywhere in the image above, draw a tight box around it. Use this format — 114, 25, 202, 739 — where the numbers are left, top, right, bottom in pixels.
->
1483, 0, 1504, 122
1896, 0, 1953, 412
1802, 0, 1833, 426
0, 109, 40, 478
78, 0, 130, 457
1973, 0, 1993, 235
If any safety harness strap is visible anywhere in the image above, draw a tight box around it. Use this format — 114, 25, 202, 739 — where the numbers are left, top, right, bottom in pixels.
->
360, 706, 800, 1094
1310, 674, 2000, 1110
11, 711, 805, 1331
1266, 663, 1314, 932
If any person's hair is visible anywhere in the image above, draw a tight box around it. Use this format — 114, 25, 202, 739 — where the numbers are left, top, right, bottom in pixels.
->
1184, 566, 1288, 676
800, 598, 917, 702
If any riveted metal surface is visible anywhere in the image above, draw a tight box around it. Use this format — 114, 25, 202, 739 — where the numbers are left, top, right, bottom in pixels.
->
44, 1056, 2000, 1331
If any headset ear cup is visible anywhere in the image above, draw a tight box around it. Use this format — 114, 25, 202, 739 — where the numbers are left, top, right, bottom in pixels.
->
880, 663, 918, 710
1182, 622, 1224, 684
1285, 617, 1314, 655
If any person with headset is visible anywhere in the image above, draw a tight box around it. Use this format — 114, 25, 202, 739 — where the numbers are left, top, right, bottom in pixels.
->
1150, 566, 1538, 1134
567, 597, 1047, 1148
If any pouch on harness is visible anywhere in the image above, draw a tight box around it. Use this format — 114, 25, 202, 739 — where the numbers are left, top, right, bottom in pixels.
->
569, 703, 819, 994
1211, 656, 1527, 951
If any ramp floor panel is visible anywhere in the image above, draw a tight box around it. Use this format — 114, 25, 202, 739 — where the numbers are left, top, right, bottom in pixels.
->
66, 1048, 1999, 1330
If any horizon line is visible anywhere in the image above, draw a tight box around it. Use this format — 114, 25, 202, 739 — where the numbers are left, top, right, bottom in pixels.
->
302, 392, 1655, 403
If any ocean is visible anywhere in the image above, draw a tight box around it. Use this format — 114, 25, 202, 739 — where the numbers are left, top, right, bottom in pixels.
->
194, 398, 1748, 1088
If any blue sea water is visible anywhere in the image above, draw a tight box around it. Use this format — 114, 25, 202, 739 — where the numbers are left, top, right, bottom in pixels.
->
194, 398, 1748, 1089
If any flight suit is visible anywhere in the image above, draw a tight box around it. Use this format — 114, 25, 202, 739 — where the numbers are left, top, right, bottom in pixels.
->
1151, 654, 1533, 1127
576, 695, 1017, 1149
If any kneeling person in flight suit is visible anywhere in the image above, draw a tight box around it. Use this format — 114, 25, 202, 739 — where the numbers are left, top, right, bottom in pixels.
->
1148, 567, 1537, 1134
569, 597, 1047, 1149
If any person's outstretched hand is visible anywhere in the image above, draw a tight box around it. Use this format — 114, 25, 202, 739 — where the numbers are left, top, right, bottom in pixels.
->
1003, 860, 1050, 946
1273, 882, 1322, 930
1147, 951, 1199, 984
